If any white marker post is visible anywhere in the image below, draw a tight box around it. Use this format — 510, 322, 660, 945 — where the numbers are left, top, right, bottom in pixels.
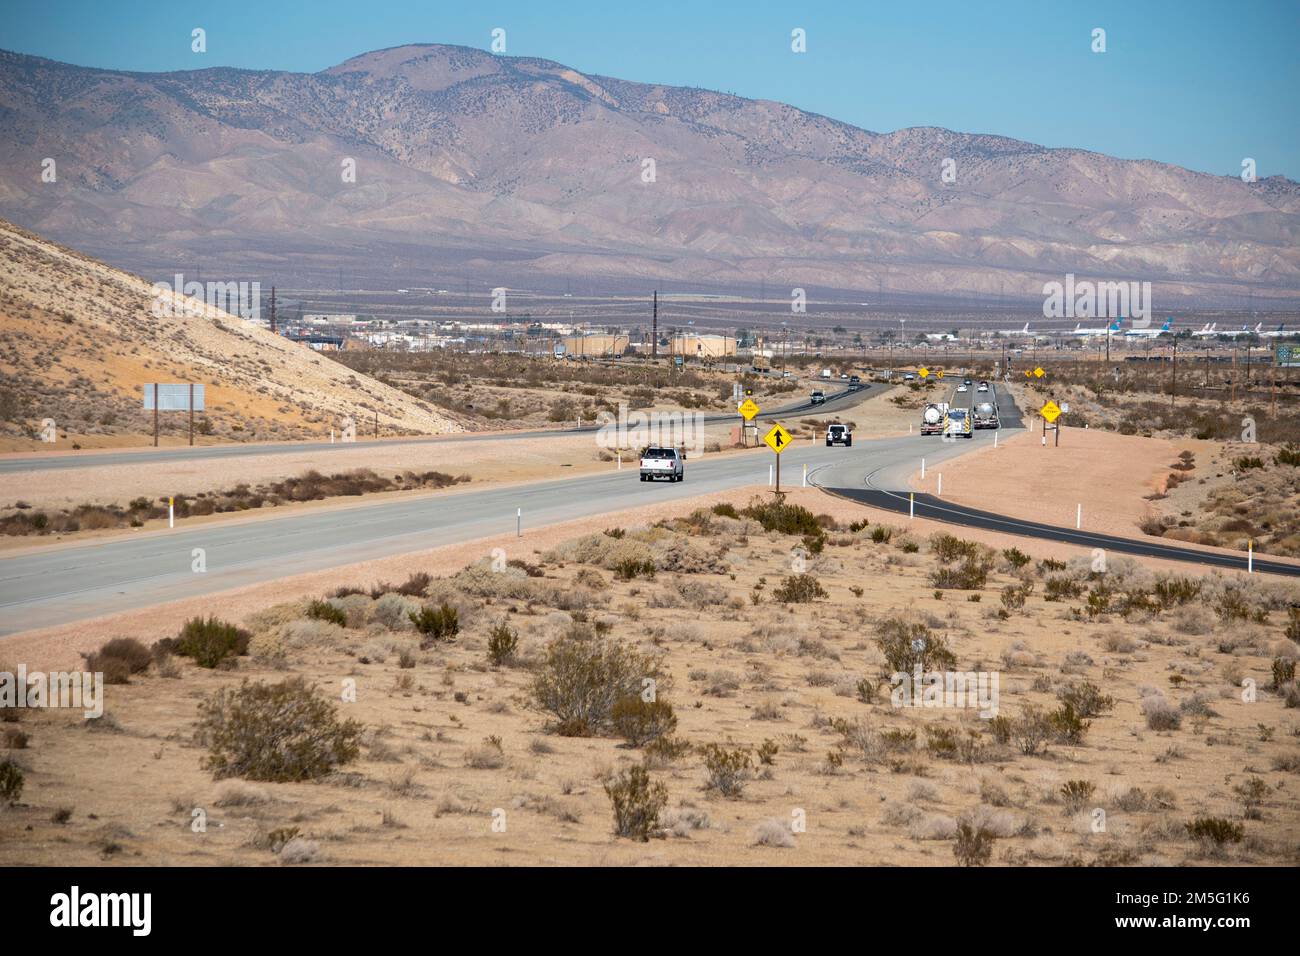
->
802, 463, 808, 487
616, 450, 621, 471
1248, 539, 1254, 574
937, 473, 942, 496
909, 492, 915, 519
516, 507, 521, 538
330, 429, 335, 444
768, 464, 773, 487
994, 431, 998, 448
168, 496, 175, 529
921, 458, 926, 479
1076, 504, 1082, 530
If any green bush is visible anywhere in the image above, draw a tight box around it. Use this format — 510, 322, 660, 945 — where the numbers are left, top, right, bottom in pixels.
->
710, 502, 740, 519
85, 637, 153, 682
1048, 703, 1090, 744
194, 677, 362, 781
1153, 576, 1202, 609
168, 616, 250, 669
614, 558, 656, 581
1002, 547, 1031, 570
306, 599, 347, 627
532, 636, 659, 736
604, 765, 668, 841
1060, 779, 1096, 814
409, 602, 459, 645
611, 695, 678, 747
773, 573, 828, 603
487, 622, 519, 667
742, 499, 824, 536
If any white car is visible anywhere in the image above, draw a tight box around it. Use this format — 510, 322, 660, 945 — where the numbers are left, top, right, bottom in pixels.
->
977, 382, 989, 393
825, 423, 852, 447
639, 447, 684, 482
956, 383, 969, 393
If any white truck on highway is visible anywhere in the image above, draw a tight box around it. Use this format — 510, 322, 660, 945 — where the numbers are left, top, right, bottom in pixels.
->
639, 446, 685, 482
921, 402, 948, 436
972, 400, 999, 429
943, 407, 973, 439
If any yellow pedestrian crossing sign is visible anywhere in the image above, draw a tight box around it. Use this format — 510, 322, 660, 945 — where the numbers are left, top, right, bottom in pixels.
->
1033, 367, 1045, 378
738, 398, 760, 420
1040, 400, 1061, 423
763, 423, 793, 454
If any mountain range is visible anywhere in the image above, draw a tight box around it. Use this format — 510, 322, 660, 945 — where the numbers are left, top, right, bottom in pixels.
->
0, 43, 1297, 307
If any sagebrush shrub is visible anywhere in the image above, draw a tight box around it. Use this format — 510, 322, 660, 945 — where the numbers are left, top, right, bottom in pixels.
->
0, 758, 23, 804
409, 603, 459, 646
700, 743, 751, 797
604, 765, 667, 841
952, 821, 993, 866
875, 619, 957, 674
487, 622, 519, 666
306, 599, 347, 627
773, 573, 827, 603
195, 678, 362, 781
611, 695, 677, 747
532, 636, 659, 736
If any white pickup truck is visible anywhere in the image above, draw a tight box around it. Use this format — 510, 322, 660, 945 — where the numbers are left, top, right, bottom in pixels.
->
639, 446, 685, 482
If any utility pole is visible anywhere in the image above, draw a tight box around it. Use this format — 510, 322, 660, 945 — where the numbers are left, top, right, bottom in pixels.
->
652, 291, 658, 360
269, 286, 277, 334
153, 383, 159, 447
1170, 336, 1177, 409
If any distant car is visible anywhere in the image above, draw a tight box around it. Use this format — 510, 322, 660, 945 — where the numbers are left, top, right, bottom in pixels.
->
956, 383, 969, 393
825, 423, 852, 447
810, 390, 826, 405
977, 381, 989, 393
639, 446, 684, 482
840, 373, 849, 380
849, 375, 861, 385
903, 372, 916, 381
963, 377, 972, 386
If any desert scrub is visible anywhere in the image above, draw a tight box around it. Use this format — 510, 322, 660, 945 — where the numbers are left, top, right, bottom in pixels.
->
875, 619, 957, 674
162, 616, 250, 669
532, 635, 661, 736
1185, 816, 1244, 849
604, 765, 668, 841
487, 622, 519, 667
195, 677, 362, 781
773, 573, 828, 603
306, 599, 347, 627
409, 602, 459, 646
952, 822, 994, 866
0, 757, 23, 804
84, 637, 152, 684
611, 695, 678, 747
700, 742, 752, 797
1056, 680, 1114, 718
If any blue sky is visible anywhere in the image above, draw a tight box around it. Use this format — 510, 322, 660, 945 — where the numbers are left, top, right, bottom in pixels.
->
2, 0, 1296, 179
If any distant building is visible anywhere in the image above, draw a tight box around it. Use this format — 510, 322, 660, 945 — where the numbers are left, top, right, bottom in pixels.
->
560, 333, 629, 356
669, 333, 736, 358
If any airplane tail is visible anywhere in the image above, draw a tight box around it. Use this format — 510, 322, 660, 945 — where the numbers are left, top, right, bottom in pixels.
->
1254, 322, 1263, 333
1109, 319, 1122, 332
1022, 323, 1029, 334
1160, 318, 1172, 332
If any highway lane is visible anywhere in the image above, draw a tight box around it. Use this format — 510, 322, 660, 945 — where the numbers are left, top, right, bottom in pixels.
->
0, 382, 878, 475
0, 418, 883, 634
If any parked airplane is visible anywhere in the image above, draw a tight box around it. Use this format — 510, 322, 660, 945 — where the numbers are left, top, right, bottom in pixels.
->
993, 322, 1035, 337
1124, 317, 1173, 338
1259, 323, 1292, 339
1191, 323, 1218, 338
924, 331, 960, 342
1071, 319, 1123, 338
1214, 322, 1263, 339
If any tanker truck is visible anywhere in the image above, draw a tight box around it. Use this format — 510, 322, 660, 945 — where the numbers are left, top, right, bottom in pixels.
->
921, 402, 948, 436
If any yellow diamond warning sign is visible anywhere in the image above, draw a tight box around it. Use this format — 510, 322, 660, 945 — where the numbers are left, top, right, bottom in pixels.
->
763, 423, 793, 454
738, 398, 760, 421
1033, 367, 1046, 378
1040, 400, 1061, 424
918, 367, 930, 379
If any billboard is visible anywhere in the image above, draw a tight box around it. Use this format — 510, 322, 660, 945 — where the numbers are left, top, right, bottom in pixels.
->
143, 384, 205, 411
1275, 345, 1300, 368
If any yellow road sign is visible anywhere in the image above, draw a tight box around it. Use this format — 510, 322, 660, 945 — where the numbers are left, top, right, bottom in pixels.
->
936, 369, 944, 378
1033, 367, 1045, 378
918, 367, 930, 379
738, 398, 760, 420
1040, 400, 1061, 423
763, 423, 793, 454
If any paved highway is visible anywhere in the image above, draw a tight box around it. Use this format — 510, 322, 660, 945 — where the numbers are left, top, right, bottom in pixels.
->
0, 381, 878, 475
3, 377, 1293, 636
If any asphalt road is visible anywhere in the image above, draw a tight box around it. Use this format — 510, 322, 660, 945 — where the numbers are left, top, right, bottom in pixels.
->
0, 381, 877, 475
3, 377, 1293, 636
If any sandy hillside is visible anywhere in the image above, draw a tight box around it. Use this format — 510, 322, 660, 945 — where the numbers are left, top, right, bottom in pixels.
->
0, 219, 463, 448
1, 488, 1297, 867
911, 426, 1205, 538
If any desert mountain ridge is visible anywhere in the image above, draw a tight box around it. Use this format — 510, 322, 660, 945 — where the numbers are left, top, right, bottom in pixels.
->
0, 43, 1297, 306
0, 217, 464, 446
